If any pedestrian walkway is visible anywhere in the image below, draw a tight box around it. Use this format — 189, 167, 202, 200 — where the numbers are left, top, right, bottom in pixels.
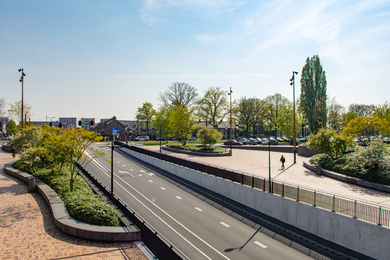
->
0, 149, 147, 260
142, 145, 390, 208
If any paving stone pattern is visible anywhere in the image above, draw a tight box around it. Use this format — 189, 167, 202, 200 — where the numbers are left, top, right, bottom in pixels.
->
0, 149, 146, 260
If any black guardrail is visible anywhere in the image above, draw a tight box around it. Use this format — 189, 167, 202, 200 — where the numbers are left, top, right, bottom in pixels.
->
77, 165, 188, 260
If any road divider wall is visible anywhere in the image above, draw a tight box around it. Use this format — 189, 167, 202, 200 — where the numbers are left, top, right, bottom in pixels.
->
119, 147, 390, 260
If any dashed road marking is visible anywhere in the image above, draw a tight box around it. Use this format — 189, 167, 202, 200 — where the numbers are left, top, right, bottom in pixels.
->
195, 207, 203, 212
149, 180, 153, 183
160, 187, 166, 190
176, 196, 182, 200
220, 222, 230, 228
254, 241, 268, 249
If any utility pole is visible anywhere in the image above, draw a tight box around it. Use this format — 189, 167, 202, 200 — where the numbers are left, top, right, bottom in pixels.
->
290, 71, 298, 164
228, 87, 233, 155
18, 69, 26, 130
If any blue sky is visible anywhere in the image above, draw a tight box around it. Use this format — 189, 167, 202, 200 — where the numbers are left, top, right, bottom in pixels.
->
1, 0, 389, 122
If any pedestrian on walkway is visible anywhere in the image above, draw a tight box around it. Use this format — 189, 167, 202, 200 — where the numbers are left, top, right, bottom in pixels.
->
280, 155, 285, 169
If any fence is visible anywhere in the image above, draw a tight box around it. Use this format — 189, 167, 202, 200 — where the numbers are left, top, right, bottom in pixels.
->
127, 145, 390, 228
78, 164, 189, 260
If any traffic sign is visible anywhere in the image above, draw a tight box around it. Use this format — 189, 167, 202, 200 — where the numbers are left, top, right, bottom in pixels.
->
112, 127, 119, 135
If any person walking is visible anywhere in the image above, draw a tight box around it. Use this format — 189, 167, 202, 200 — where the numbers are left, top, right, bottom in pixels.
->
280, 155, 285, 169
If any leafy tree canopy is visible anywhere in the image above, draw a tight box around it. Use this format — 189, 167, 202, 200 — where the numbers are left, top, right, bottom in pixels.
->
299, 55, 327, 133
160, 82, 198, 108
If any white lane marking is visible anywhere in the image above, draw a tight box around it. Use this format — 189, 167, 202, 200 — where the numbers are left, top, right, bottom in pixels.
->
195, 207, 203, 212
254, 241, 268, 249
148, 180, 153, 183
140, 170, 146, 173
117, 161, 120, 163
160, 187, 166, 190
148, 173, 155, 176
130, 169, 133, 171
118, 170, 134, 177
138, 174, 143, 177
220, 222, 230, 228
176, 196, 182, 200
94, 164, 220, 260
123, 165, 126, 167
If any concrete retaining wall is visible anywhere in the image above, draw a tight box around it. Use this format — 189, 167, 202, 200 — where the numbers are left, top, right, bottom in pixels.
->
4, 164, 141, 242
120, 148, 390, 260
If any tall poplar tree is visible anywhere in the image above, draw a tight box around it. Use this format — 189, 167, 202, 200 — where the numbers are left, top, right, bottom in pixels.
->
299, 55, 327, 133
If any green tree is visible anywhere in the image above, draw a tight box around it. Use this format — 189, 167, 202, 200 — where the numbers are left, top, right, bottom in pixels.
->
327, 97, 345, 131
169, 107, 198, 145
307, 128, 353, 159
344, 111, 358, 125
275, 103, 303, 138
235, 97, 255, 137
342, 116, 390, 139
136, 102, 156, 136
299, 55, 327, 133
10, 126, 103, 191
196, 87, 229, 128
8, 101, 32, 123
263, 93, 289, 137
373, 101, 390, 121
160, 82, 198, 108
6, 119, 18, 135
153, 106, 172, 142
197, 127, 223, 148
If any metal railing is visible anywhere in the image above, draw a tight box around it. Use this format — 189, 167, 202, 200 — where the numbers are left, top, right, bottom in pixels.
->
126, 145, 390, 228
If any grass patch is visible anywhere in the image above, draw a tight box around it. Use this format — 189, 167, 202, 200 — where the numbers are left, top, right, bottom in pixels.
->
12, 160, 121, 226
167, 143, 225, 153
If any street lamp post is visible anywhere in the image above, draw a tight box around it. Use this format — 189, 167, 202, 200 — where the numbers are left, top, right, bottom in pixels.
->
18, 69, 26, 130
228, 87, 233, 154
268, 142, 272, 192
290, 71, 298, 164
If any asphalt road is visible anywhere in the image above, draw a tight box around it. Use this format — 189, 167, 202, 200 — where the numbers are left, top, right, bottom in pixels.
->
84, 143, 327, 260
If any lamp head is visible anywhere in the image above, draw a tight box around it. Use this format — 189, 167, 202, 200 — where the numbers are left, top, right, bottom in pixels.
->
18, 69, 22, 72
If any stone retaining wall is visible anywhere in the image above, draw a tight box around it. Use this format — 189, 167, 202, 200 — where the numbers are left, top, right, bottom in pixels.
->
4, 164, 141, 242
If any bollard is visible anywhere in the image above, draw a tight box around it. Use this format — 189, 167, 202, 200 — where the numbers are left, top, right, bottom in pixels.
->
316, 164, 321, 175
28, 176, 36, 192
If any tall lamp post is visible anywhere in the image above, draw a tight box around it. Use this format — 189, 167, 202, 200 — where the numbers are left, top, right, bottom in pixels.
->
18, 69, 26, 130
228, 87, 233, 154
290, 71, 298, 164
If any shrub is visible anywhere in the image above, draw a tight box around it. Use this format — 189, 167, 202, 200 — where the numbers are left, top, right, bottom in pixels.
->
342, 141, 390, 184
13, 161, 121, 226
307, 128, 353, 159
197, 127, 223, 148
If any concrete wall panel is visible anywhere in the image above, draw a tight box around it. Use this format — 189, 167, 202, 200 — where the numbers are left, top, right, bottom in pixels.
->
125, 149, 390, 260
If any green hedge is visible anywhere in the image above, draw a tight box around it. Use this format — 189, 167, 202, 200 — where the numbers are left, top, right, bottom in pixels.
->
13, 161, 121, 226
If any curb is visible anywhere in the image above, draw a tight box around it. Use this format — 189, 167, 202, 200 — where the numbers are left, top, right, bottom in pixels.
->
162, 146, 230, 156
303, 159, 390, 193
4, 163, 141, 242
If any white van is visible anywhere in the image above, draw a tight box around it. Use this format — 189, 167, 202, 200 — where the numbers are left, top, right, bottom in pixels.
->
135, 136, 150, 141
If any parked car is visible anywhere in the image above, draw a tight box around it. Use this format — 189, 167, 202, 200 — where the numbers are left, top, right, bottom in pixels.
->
237, 137, 249, 144
289, 138, 300, 145
156, 138, 166, 141
260, 138, 269, 145
224, 140, 243, 146
187, 137, 197, 141
135, 136, 149, 141
269, 138, 278, 145
248, 138, 258, 145
170, 137, 182, 141
255, 138, 263, 144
